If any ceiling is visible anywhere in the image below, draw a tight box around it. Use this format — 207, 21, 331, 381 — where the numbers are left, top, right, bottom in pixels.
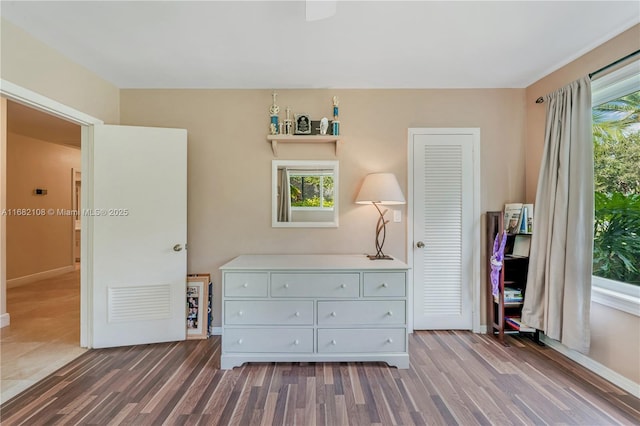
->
2, 1, 638, 89
7, 100, 81, 147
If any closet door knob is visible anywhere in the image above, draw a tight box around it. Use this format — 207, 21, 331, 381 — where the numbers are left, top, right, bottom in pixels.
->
416, 241, 425, 248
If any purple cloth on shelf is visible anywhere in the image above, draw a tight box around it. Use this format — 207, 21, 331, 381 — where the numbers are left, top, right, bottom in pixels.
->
490, 230, 508, 296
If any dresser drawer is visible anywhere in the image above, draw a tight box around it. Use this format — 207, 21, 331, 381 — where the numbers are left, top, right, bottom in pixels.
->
271, 273, 359, 298
225, 301, 313, 325
363, 272, 406, 297
223, 328, 313, 353
317, 328, 406, 353
317, 301, 406, 325
224, 272, 268, 297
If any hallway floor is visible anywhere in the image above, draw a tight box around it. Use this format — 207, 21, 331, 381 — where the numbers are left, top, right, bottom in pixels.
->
0, 269, 86, 403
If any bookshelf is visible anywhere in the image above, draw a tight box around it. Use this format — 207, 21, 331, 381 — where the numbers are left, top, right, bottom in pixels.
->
486, 211, 540, 345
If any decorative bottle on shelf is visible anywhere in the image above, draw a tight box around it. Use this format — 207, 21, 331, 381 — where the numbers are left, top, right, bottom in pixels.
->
332, 96, 340, 136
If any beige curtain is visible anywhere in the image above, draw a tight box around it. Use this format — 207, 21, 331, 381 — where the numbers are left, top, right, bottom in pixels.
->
278, 168, 291, 222
521, 76, 594, 354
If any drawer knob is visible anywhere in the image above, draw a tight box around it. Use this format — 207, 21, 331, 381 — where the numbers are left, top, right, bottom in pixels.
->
237, 339, 243, 344
382, 283, 388, 288
386, 338, 393, 344
387, 311, 393, 316
294, 311, 300, 317
294, 339, 300, 345
242, 283, 248, 288
238, 311, 244, 316
330, 312, 337, 317
284, 283, 290, 289
340, 284, 347, 289
331, 340, 337, 345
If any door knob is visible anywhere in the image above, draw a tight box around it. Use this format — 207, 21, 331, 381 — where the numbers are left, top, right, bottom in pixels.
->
173, 244, 183, 252
416, 241, 425, 248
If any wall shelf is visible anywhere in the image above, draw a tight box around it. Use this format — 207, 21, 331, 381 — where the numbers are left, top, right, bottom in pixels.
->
267, 135, 342, 157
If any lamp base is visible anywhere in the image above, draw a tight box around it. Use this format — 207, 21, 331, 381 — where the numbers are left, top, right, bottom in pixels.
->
366, 254, 394, 260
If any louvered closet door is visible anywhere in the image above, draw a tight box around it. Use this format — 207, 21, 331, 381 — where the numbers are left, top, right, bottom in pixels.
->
412, 131, 475, 329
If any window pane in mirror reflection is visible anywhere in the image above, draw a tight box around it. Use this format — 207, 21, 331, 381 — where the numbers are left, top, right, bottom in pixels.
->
290, 174, 334, 208
272, 160, 339, 228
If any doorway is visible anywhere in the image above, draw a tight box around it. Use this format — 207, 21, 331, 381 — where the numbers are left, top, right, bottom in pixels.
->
408, 128, 481, 332
0, 82, 105, 356
0, 99, 85, 402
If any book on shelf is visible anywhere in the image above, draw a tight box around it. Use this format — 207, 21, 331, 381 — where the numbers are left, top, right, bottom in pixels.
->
496, 286, 523, 303
505, 316, 535, 333
497, 296, 523, 304
523, 203, 534, 233
504, 286, 522, 297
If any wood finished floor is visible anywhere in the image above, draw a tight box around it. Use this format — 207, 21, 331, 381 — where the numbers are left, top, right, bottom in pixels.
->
1, 331, 639, 425
1, 269, 86, 404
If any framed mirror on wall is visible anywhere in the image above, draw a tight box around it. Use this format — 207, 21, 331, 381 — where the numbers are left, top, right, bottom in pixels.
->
272, 160, 339, 228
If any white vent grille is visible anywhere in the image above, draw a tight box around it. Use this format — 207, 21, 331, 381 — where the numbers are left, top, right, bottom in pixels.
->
108, 285, 172, 323
422, 145, 463, 315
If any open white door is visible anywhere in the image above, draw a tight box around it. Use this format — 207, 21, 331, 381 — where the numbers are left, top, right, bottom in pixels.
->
90, 125, 187, 348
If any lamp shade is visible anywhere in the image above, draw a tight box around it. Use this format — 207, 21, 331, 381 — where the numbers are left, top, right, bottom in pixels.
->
355, 173, 406, 205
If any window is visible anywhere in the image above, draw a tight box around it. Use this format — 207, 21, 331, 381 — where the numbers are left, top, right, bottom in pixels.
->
591, 59, 640, 315
289, 172, 334, 210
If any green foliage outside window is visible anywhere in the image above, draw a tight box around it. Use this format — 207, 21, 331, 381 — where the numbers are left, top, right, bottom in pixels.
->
593, 192, 640, 284
593, 91, 640, 285
290, 176, 334, 208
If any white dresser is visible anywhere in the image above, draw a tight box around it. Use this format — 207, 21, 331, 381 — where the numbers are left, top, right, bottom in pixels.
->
220, 254, 410, 369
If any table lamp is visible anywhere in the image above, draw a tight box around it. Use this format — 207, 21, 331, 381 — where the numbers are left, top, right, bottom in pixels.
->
355, 173, 406, 260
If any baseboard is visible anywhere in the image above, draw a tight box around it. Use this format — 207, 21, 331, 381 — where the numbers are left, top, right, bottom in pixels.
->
211, 327, 222, 336
7, 265, 76, 288
541, 334, 640, 398
478, 325, 487, 334
0, 313, 10, 328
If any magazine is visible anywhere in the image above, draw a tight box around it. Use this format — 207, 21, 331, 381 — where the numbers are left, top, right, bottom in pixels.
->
504, 203, 523, 234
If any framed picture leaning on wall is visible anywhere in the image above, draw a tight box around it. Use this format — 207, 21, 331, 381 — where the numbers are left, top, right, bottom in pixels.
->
186, 274, 210, 340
